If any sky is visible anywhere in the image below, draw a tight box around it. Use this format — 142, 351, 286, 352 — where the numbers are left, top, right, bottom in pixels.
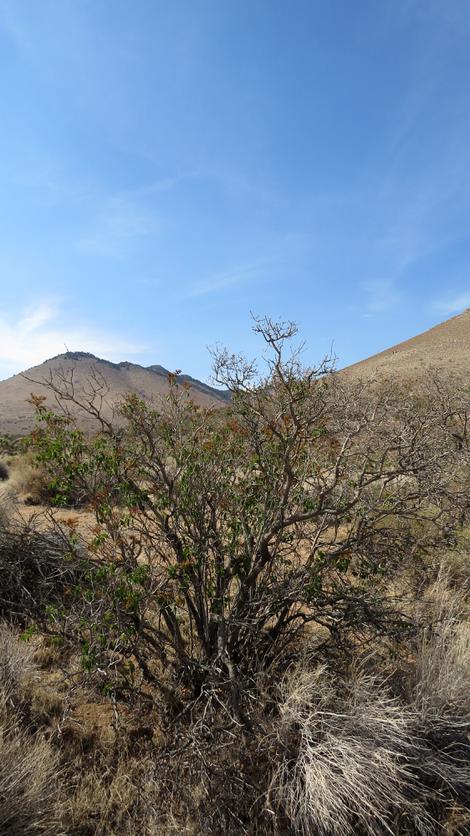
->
1, 0, 470, 382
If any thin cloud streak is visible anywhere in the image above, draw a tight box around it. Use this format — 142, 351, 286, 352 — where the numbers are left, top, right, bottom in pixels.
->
361, 278, 402, 314
181, 234, 308, 300
183, 262, 266, 300
78, 195, 160, 258
0, 302, 145, 380
432, 291, 470, 315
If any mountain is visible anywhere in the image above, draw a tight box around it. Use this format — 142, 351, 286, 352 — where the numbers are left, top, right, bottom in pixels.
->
3, 311, 470, 436
342, 309, 470, 383
0, 352, 229, 437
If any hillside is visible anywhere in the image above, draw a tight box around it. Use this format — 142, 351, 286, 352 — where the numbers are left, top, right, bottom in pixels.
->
342, 309, 470, 382
3, 311, 470, 436
0, 351, 229, 436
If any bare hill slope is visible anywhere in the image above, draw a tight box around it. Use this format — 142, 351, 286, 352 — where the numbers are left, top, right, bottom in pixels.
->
3, 312, 469, 436
342, 309, 470, 382
0, 352, 228, 436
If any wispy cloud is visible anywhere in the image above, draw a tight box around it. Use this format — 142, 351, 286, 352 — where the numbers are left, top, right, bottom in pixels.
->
78, 195, 160, 258
0, 301, 145, 379
361, 278, 402, 314
182, 234, 308, 301
183, 261, 267, 299
432, 290, 470, 315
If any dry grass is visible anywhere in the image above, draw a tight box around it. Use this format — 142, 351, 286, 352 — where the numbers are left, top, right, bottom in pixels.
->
4, 452, 52, 505
270, 573, 470, 836
271, 665, 427, 836
0, 625, 62, 835
61, 755, 161, 836
0, 623, 35, 697
0, 702, 62, 835
414, 575, 470, 720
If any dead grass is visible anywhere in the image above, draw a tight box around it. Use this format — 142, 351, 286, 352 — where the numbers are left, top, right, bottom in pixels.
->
414, 574, 470, 720
270, 571, 470, 836
61, 755, 160, 836
0, 625, 63, 834
0, 705, 63, 835
271, 664, 427, 836
4, 452, 52, 505
0, 623, 35, 698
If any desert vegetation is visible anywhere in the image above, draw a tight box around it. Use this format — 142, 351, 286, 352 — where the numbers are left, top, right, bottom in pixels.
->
0, 318, 469, 834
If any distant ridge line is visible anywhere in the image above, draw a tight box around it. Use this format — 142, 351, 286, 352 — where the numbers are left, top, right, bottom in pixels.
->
44, 351, 230, 401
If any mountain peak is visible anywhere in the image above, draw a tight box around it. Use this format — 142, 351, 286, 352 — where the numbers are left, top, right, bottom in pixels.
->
50, 351, 100, 362
0, 349, 229, 436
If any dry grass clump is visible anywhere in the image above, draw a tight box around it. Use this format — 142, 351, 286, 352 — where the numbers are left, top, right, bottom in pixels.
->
0, 701, 62, 835
5, 452, 52, 505
0, 623, 35, 698
0, 624, 62, 835
0, 513, 84, 623
414, 573, 470, 721
61, 754, 160, 836
271, 611, 470, 836
431, 539, 470, 592
271, 665, 427, 836
0, 498, 11, 529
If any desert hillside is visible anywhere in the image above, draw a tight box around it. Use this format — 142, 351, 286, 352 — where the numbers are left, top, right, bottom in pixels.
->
3, 311, 470, 437
0, 351, 228, 436
342, 309, 470, 381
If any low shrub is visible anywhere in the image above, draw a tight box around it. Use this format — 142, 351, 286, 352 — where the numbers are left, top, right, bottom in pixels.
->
0, 514, 86, 625
6, 452, 52, 505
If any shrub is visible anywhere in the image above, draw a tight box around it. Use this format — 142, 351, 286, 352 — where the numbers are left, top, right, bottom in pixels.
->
27, 317, 470, 712
19, 318, 470, 833
0, 514, 87, 625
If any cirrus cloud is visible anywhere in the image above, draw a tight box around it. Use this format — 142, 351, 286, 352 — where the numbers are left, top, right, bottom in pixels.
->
0, 301, 145, 380
432, 290, 470, 315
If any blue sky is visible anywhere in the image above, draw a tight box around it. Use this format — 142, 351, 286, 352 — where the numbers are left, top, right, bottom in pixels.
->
1, 0, 470, 381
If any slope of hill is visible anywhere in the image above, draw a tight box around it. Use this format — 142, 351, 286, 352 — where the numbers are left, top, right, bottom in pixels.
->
342, 309, 470, 382
3, 311, 470, 437
0, 352, 229, 436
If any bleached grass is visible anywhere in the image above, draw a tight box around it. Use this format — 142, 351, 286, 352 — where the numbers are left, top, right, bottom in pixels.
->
0, 623, 35, 697
415, 569, 470, 719
272, 665, 429, 836
4, 452, 51, 505
272, 591, 470, 836
0, 625, 62, 834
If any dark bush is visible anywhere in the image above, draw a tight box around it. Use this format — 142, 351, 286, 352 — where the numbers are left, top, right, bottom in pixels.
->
0, 516, 87, 625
